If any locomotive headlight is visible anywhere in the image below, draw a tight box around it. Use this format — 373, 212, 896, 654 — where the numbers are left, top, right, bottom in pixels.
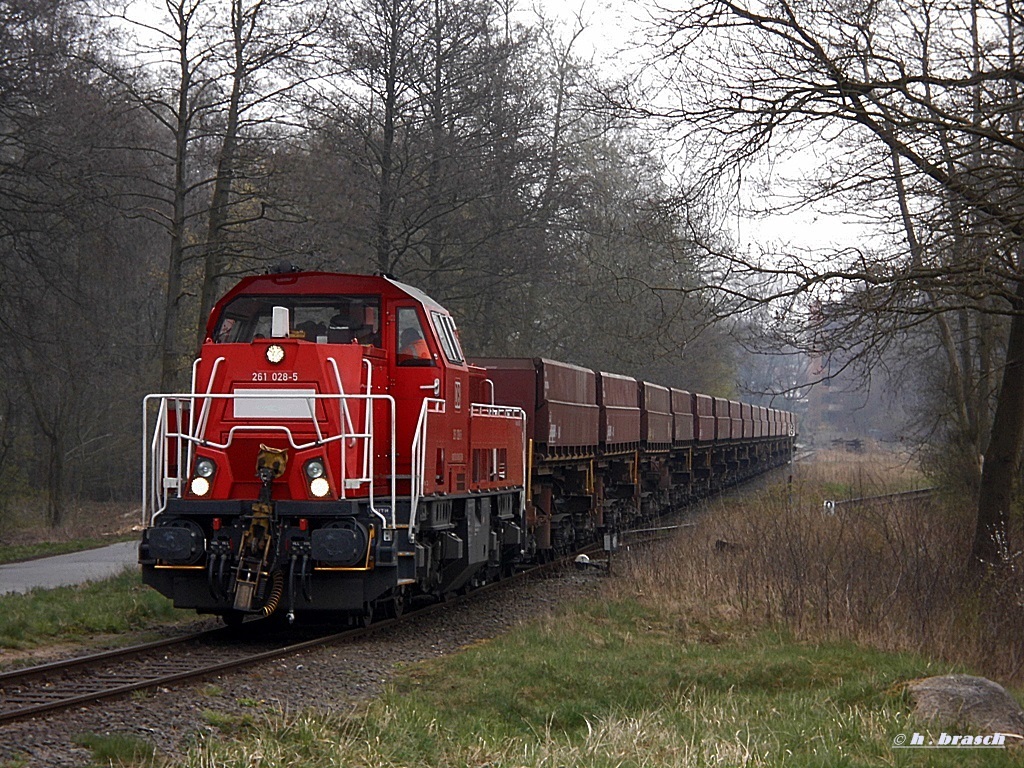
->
195, 458, 216, 478
309, 477, 331, 498
191, 476, 211, 496
304, 459, 326, 479
266, 344, 285, 364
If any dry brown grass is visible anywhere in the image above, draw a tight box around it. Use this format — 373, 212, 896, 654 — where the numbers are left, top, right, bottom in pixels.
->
613, 453, 1024, 684
0, 503, 137, 565
0, 498, 138, 547
807, 446, 926, 495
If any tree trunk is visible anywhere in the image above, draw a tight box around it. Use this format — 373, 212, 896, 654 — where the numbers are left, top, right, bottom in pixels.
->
972, 276, 1024, 566
196, 0, 245, 348
45, 431, 65, 528
425, 0, 444, 286
160, 2, 194, 393
375, 0, 401, 274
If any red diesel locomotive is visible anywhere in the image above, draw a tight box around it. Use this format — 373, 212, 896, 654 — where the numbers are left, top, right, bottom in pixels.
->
139, 269, 795, 625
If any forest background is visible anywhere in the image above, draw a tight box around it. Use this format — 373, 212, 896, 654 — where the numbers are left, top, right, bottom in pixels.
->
2, 0, 1022, 569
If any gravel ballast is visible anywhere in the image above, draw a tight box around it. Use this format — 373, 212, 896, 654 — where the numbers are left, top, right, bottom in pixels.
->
0, 570, 602, 767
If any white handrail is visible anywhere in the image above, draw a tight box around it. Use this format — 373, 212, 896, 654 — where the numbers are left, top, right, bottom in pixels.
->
368, 392, 397, 530
327, 357, 358, 446
143, 390, 396, 525
188, 358, 201, 475
328, 358, 351, 499
408, 397, 445, 543
174, 398, 185, 497
144, 392, 526, 537
360, 359, 396, 529
194, 357, 226, 445
142, 398, 164, 524
361, 359, 373, 485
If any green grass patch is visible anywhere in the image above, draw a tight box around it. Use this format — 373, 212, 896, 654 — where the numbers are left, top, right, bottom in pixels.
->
177, 598, 1021, 767
820, 480, 856, 499
201, 709, 256, 733
0, 568, 185, 650
0, 536, 135, 565
73, 732, 160, 767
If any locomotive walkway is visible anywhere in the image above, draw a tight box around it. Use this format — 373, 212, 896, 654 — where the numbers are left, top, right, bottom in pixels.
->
0, 541, 138, 595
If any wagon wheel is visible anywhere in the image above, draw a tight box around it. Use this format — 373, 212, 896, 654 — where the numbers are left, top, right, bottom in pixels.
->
553, 519, 577, 556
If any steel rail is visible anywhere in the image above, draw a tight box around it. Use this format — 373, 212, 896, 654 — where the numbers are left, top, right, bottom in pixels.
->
0, 627, 234, 687
1, 456, 793, 726
0, 552, 579, 726
0, 626, 364, 725
822, 487, 937, 512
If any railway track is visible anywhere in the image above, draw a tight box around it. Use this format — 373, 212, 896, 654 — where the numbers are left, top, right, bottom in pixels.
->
0, 552, 586, 725
0, 624, 335, 724
822, 487, 937, 512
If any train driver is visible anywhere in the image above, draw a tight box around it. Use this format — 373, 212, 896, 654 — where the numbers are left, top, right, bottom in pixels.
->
398, 327, 431, 363
396, 305, 433, 365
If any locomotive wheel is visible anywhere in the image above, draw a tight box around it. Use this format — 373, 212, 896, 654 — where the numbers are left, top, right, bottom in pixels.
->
222, 610, 246, 628
375, 590, 406, 620
388, 594, 405, 618
353, 602, 374, 628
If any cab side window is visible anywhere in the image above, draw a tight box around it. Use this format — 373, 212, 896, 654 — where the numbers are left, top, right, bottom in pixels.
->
431, 311, 464, 364
396, 307, 434, 366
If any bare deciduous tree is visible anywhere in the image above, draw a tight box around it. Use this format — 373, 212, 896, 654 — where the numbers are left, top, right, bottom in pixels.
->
0, 0, 163, 524
643, 0, 1024, 564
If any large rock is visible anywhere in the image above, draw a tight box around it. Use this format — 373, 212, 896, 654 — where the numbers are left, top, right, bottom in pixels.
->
907, 674, 1024, 740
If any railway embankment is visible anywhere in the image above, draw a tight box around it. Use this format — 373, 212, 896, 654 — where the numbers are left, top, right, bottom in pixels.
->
2, 451, 1022, 766
0, 565, 605, 767
172, 451, 1021, 767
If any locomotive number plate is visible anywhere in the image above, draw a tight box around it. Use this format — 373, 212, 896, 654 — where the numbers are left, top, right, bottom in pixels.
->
251, 371, 300, 382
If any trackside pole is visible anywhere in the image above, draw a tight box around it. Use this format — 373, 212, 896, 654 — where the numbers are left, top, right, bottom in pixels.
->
603, 531, 618, 576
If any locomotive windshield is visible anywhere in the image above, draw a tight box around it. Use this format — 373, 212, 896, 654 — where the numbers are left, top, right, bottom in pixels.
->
214, 294, 381, 346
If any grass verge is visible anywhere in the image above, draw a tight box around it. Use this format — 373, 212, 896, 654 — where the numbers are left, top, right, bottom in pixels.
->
69, 453, 1023, 767
0, 536, 136, 566
71, 732, 160, 768
627, 461, 1024, 684
0, 568, 185, 651
151, 598, 1018, 767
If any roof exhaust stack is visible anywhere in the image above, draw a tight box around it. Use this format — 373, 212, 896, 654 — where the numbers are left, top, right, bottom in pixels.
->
271, 306, 290, 338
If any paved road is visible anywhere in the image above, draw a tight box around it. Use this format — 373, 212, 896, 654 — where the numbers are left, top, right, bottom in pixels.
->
0, 541, 139, 596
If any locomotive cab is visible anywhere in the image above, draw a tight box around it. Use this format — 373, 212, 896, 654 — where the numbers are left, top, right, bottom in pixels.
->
139, 271, 526, 624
